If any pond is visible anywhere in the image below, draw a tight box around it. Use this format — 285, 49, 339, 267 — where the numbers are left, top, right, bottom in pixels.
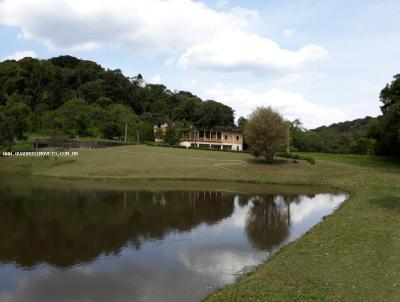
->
0, 177, 346, 302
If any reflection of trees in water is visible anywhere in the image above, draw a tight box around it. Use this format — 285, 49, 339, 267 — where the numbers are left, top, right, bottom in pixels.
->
245, 195, 292, 252
237, 195, 249, 207
0, 186, 234, 268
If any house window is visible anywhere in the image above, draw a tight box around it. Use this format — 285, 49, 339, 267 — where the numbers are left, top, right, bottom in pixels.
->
224, 135, 228, 140
236, 136, 239, 141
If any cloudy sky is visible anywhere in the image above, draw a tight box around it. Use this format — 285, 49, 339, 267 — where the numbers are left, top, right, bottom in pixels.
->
0, 0, 399, 128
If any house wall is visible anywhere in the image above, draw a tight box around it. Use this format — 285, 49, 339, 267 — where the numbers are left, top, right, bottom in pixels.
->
180, 141, 192, 148
156, 124, 243, 151
154, 123, 168, 142
221, 132, 243, 145
180, 141, 243, 151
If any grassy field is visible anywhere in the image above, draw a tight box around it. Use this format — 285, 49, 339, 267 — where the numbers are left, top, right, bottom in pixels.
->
1, 145, 399, 301
297, 152, 400, 170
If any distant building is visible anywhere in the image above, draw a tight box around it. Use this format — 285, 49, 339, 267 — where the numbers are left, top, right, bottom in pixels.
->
153, 123, 168, 143
154, 124, 243, 151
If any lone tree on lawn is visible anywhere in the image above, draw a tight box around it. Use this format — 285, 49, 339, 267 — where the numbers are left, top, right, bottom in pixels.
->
244, 106, 288, 163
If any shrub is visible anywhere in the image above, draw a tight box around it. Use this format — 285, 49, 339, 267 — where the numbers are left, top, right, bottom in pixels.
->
244, 107, 288, 163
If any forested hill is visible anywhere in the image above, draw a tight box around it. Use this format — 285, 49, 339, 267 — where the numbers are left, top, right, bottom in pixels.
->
1, 55, 398, 157
313, 116, 376, 135
0, 55, 235, 144
291, 73, 399, 157
313, 116, 377, 153
291, 116, 378, 154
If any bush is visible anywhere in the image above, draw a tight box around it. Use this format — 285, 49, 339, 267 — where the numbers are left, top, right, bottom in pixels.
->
102, 122, 122, 140
349, 138, 376, 155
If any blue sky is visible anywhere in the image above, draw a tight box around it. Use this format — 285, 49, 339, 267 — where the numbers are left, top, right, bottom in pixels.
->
1, 0, 399, 128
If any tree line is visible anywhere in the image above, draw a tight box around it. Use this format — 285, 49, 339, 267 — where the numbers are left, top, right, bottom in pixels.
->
0, 55, 398, 158
236, 74, 399, 159
288, 74, 399, 157
289, 117, 377, 154
0, 55, 235, 148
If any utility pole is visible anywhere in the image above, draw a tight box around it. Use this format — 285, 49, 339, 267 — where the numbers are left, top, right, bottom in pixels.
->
124, 123, 128, 143
286, 125, 290, 153
136, 130, 140, 145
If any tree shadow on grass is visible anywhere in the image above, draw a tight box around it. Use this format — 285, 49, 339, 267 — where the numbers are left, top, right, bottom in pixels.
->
50, 159, 76, 167
247, 158, 290, 165
369, 196, 400, 210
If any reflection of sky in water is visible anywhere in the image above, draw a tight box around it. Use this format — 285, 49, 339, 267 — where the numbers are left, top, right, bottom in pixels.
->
0, 191, 346, 302
287, 194, 346, 241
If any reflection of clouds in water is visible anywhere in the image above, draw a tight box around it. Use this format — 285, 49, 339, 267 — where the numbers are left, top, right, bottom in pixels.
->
0, 263, 142, 302
0, 263, 50, 294
230, 196, 265, 228
0, 187, 347, 302
230, 196, 251, 228
177, 192, 347, 286
289, 194, 346, 224
177, 247, 266, 284
0, 293, 12, 302
210, 195, 251, 230
231, 209, 247, 228
0, 251, 211, 302
72, 264, 96, 276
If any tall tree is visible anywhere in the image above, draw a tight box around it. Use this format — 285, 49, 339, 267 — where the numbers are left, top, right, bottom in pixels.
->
55, 98, 94, 137
237, 116, 247, 131
102, 104, 136, 139
244, 106, 288, 162
380, 74, 400, 113
371, 74, 400, 157
3, 97, 31, 139
0, 111, 15, 148
194, 100, 234, 129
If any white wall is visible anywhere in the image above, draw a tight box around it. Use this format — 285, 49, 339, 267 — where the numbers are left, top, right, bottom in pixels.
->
180, 141, 243, 151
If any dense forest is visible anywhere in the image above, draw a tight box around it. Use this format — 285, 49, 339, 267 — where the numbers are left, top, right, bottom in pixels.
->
369, 74, 400, 157
290, 117, 377, 154
0, 55, 235, 146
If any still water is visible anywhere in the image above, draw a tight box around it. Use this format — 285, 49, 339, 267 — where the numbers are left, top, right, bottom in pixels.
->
0, 178, 346, 302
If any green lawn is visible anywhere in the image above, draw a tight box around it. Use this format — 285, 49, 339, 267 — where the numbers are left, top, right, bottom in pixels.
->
297, 152, 400, 170
1, 145, 399, 301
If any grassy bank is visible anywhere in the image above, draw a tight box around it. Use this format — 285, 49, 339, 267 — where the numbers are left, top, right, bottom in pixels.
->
1, 145, 399, 301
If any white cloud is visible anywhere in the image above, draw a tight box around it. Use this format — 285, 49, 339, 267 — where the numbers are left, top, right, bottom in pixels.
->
0, 0, 328, 74
282, 28, 296, 37
178, 31, 328, 74
182, 79, 198, 90
204, 85, 348, 128
147, 74, 162, 84
271, 72, 326, 85
215, 0, 230, 10
164, 56, 176, 66
0, 0, 257, 53
1, 50, 37, 61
